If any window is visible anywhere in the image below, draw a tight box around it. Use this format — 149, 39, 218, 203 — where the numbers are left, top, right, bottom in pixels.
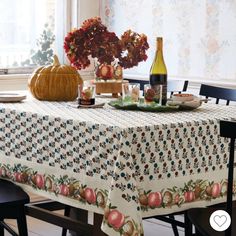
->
0, 0, 100, 79
0, 0, 58, 74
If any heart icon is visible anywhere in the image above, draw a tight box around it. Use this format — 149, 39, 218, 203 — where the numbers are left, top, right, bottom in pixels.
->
213, 215, 227, 227
210, 210, 231, 231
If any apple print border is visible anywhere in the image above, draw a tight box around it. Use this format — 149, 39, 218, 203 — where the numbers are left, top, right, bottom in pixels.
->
0, 163, 235, 235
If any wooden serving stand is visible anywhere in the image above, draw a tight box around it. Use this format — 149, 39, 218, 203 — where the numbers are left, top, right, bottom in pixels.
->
94, 79, 128, 98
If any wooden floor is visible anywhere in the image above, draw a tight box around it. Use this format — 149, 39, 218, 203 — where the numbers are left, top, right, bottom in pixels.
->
4, 193, 185, 236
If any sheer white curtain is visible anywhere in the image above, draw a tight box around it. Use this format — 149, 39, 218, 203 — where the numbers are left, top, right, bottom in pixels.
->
101, 0, 236, 84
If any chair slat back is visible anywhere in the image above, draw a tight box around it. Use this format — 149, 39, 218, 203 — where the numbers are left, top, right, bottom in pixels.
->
219, 120, 236, 220
200, 84, 236, 105
167, 80, 188, 94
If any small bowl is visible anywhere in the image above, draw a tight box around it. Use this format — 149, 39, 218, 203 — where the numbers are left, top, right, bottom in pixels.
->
171, 93, 194, 102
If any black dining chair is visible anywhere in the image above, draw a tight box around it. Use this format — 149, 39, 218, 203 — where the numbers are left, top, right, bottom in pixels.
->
0, 179, 30, 236
199, 84, 236, 105
187, 120, 236, 236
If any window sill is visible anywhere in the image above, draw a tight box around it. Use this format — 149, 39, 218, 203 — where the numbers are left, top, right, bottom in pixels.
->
0, 74, 29, 80
0, 71, 95, 91
0, 74, 29, 91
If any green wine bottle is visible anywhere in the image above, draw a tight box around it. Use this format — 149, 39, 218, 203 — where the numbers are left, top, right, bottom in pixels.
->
150, 37, 167, 105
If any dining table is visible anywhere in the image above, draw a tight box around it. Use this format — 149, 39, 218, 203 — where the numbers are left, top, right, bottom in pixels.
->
0, 93, 236, 236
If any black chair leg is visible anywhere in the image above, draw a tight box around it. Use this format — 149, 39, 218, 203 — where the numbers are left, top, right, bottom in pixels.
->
184, 212, 192, 236
61, 205, 71, 236
17, 206, 28, 236
0, 219, 4, 236
169, 215, 179, 236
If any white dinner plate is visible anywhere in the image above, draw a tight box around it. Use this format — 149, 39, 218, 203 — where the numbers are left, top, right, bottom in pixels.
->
0, 93, 27, 102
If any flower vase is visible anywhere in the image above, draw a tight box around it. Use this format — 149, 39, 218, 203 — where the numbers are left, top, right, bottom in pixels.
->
95, 63, 123, 81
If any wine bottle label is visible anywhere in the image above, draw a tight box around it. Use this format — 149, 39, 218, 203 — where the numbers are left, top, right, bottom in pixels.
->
150, 74, 167, 85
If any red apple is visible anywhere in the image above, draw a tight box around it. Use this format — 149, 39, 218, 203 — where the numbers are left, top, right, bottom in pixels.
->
60, 184, 70, 196
184, 191, 195, 202
84, 188, 96, 204
107, 209, 125, 229
35, 174, 45, 189
14, 172, 28, 183
99, 64, 114, 79
15, 172, 23, 182
148, 192, 162, 208
211, 183, 221, 198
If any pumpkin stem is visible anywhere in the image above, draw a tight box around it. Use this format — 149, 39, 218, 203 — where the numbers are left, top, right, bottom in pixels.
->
53, 55, 60, 66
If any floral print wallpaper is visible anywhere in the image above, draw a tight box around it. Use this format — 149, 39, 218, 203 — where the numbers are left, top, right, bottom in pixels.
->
101, 0, 236, 83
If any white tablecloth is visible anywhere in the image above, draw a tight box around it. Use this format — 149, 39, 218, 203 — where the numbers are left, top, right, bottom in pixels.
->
0, 96, 236, 236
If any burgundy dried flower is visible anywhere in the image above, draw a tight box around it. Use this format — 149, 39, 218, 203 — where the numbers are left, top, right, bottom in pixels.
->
64, 17, 149, 70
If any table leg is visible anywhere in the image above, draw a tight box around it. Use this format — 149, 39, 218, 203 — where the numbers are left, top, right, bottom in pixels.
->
93, 213, 107, 236
0, 218, 4, 236
184, 212, 192, 236
69, 208, 88, 236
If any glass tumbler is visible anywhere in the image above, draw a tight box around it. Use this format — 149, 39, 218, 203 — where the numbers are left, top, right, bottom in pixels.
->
78, 83, 96, 105
144, 84, 162, 105
122, 83, 140, 104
